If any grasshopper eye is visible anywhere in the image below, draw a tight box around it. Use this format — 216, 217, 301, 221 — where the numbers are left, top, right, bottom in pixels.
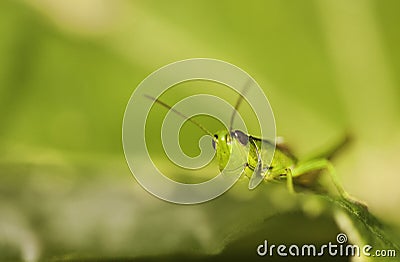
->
234, 130, 249, 145
212, 134, 218, 149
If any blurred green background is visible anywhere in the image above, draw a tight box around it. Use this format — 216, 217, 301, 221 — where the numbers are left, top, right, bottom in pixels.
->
1, 0, 399, 261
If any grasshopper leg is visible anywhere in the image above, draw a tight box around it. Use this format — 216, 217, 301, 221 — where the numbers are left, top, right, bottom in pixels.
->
291, 159, 347, 197
265, 167, 295, 194
263, 159, 367, 208
291, 159, 367, 208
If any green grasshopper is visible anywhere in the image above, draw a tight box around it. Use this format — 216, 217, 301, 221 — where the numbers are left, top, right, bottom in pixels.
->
145, 92, 363, 206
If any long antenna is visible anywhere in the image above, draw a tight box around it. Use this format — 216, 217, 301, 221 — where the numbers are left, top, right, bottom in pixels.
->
229, 78, 252, 132
144, 94, 214, 137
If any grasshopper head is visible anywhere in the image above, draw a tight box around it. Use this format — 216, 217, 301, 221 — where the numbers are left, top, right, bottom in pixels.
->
211, 130, 232, 171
